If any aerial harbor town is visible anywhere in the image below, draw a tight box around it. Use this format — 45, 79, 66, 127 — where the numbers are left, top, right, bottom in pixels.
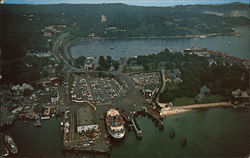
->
0, 0, 250, 157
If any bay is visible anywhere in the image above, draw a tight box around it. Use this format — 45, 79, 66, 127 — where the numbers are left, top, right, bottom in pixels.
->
70, 27, 250, 60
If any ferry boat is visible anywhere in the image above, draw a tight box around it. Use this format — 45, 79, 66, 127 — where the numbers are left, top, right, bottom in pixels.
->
4, 135, 18, 154
105, 109, 126, 139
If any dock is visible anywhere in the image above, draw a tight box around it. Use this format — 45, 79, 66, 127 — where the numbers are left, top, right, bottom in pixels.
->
144, 106, 164, 128
122, 112, 142, 138
131, 118, 142, 138
35, 116, 42, 127
62, 107, 111, 153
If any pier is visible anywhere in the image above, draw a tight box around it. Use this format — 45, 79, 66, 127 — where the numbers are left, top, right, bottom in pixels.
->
122, 112, 142, 138
131, 118, 142, 138
62, 107, 111, 153
144, 106, 164, 128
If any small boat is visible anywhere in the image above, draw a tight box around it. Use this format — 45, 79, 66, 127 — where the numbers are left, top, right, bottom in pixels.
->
181, 138, 187, 146
60, 121, 64, 126
0, 133, 9, 157
110, 47, 114, 50
4, 135, 18, 154
105, 109, 126, 139
35, 119, 42, 127
170, 130, 175, 138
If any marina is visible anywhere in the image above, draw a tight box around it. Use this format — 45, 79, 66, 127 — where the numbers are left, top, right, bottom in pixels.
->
1, 1, 249, 157
1, 108, 249, 157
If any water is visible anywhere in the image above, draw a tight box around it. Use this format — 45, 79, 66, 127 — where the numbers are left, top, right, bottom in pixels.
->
2, 108, 250, 157
70, 27, 250, 60
4, 0, 249, 6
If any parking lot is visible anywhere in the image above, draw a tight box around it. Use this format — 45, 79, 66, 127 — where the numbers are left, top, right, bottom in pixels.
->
70, 74, 126, 103
128, 72, 161, 88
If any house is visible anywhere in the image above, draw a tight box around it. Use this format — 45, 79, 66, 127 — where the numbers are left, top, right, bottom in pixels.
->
195, 85, 210, 103
173, 77, 182, 85
231, 89, 250, 105
76, 107, 100, 137
101, 14, 107, 22
84, 56, 95, 70
143, 83, 158, 98
51, 91, 59, 104
38, 88, 59, 104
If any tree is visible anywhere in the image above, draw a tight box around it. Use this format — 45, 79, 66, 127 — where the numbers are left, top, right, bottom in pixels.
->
98, 56, 105, 70
143, 64, 150, 71
98, 56, 105, 66
112, 60, 119, 70
75, 56, 86, 68
106, 56, 112, 70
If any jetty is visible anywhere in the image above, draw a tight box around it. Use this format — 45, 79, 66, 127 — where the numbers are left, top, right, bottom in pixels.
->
144, 106, 164, 128
131, 118, 142, 138
122, 112, 142, 138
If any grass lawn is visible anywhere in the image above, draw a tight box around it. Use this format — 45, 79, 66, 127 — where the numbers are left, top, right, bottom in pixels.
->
173, 97, 196, 106
206, 95, 226, 103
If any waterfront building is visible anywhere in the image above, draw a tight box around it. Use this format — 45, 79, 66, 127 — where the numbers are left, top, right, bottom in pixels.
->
76, 107, 100, 137
143, 83, 158, 98
231, 89, 250, 105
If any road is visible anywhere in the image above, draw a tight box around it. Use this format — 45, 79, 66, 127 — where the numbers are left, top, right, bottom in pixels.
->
52, 33, 146, 114
156, 69, 167, 108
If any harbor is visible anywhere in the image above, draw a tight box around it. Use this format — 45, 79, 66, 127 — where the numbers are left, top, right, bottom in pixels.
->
1, 107, 249, 157
62, 106, 111, 153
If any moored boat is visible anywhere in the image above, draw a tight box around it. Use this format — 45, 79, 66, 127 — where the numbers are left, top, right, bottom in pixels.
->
0, 133, 9, 157
105, 109, 126, 139
4, 135, 18, 154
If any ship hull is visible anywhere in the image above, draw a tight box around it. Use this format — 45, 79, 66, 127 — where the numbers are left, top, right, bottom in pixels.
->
4, 135, 18, 155
106, 126, 126, 139
105, 109, 126, 139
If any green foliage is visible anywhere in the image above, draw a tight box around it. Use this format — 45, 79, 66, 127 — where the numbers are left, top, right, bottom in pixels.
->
1, 3, 249, 61
133, 49, 249, 103
173, 97, 196, 106
206, 95, 226, 103
111, 60, 120, 70
97, 55, 115, 71
1, 3, 249, 85
74, 56, 86, 68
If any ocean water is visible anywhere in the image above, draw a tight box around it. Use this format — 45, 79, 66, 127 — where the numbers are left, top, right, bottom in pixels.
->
2, 107, 250, 157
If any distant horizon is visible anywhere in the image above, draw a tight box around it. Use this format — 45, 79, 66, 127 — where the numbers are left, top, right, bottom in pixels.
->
2, 0, 249, 6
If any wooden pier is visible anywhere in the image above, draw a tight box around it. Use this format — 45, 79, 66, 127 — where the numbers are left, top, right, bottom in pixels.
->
122, 112, 142, 138
143, 106, 164, 128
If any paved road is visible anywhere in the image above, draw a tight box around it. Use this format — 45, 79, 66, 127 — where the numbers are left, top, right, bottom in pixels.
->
53, 33, 146, 114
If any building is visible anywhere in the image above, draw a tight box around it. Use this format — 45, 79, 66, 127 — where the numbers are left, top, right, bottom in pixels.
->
38, 88, 59, 104
231, 89, 250, 105
143, 83, 158, 98
51, 91, 59, 104
76, 107, 100, 137
84, 56, 95, 70
101, 14, 107, 22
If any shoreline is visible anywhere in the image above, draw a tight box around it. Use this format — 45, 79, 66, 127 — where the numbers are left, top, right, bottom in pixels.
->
68, 32, 229, 47
159, 102, 250, 117
65, 29, 250, 61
